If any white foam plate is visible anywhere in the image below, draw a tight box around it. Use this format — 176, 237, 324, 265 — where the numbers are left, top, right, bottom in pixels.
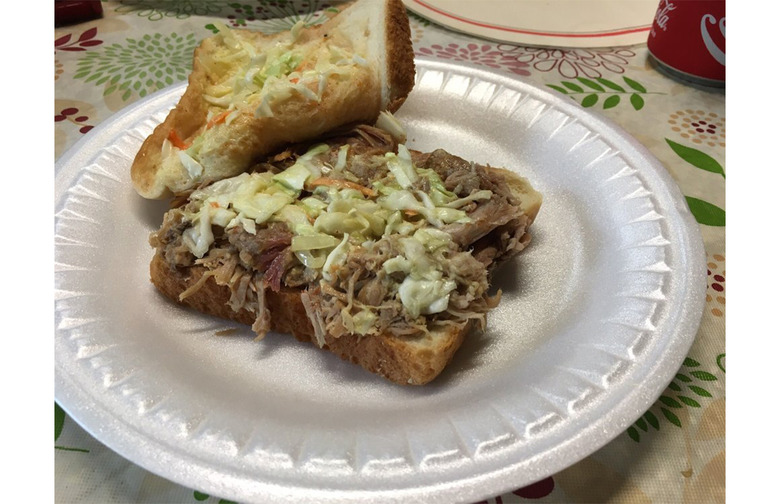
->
55, 58, 705, 503
404, 0, 658, 47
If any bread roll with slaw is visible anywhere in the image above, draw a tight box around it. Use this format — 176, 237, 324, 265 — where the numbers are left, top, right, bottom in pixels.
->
131, 0, 415, 199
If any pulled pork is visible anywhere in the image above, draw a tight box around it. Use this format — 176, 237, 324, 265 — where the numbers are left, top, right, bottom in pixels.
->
150, 125, 533, 341
304, 233, 501, 344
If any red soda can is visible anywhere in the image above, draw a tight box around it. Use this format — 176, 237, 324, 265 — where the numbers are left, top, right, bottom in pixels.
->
647, 0, 725, 87
55, 1, 104, 27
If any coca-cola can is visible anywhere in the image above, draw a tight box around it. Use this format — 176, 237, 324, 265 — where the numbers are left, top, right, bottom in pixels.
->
647, 0, 725, 87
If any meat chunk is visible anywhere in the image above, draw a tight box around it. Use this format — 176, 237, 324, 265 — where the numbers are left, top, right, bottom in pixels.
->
227, 222, 292, 269
149, 211, 195, 267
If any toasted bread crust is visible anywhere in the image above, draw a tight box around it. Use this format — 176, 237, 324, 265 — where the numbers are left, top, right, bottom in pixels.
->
150, 252, 469, 385
130, 67, 209, 198
491, 167, 543, 223
131, 0, 415, 200
383, 0, 416, 111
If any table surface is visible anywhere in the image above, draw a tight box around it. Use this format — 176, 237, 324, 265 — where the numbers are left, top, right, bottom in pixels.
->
54, 2, 725, 503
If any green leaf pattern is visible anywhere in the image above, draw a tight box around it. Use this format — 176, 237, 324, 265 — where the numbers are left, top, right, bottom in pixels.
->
546, 84, 569, 94
191, 491, 237, 504
623, 77, 647, 92
576, 77, 605, 91
75, 32, 198, 101
685, 197, 726, 226
547, 76, 656, 111
665, 139, 726, 226
55, 403, 65, 442
581, 94, 598, 108
690, 370, 718, 381
661, 407, 682, 428
659, 396, 682, 409
115, 0, 225, 20
630, 93, 645, 111
644, 411, 660, 430
603, 95, 620, 109
562, 81, 584, 93
666, 139, 725, 177
689, 385, 712, 397
218, 2, 338, 33
678, 396, 701, 408
675, 373, 692, 383
627, 355, 722, 442
54, 402, 90, 453
596, 77, 625, 91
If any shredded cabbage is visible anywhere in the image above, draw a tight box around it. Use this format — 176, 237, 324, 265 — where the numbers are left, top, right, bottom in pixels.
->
446, 189, 493, 208
273, 163, 312, 192
178, 151, 204, 179
291, 233, 342, 252
334, 144, 349, 171
375, 111, 407, 143
385, 145, 418, 188
314, 211, 370, 236
182, 206, 214, 258
232, 192, 292, 224
290, 20, 306, 41
398, 277, 457, 318
178, 137, 492, 322
352, 309, 377, 335
413, 228, 452, 252
322, 233, 350, 282
161, 138, 172, 159
295, 250, 327, 269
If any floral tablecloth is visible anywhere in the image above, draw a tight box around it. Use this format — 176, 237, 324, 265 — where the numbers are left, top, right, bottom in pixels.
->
54, 2, 725, 502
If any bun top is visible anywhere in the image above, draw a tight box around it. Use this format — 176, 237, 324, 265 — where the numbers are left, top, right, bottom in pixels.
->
130, 0, 415, 199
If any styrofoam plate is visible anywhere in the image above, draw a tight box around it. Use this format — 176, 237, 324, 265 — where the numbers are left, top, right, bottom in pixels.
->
55, 58, 705, 504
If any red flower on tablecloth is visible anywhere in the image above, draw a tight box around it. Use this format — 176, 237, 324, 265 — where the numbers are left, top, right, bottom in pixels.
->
513, 477, 555, 498
472, 477, 555, 503
55, 27, 103, 52
55, 107, 94, 134
706, 254, 725, 318
668, 110, 726, 148
496, 46, 635, 79
416, 43, 531, 76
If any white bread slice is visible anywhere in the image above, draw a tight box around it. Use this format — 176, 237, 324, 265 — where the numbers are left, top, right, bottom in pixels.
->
131, 0, 415, 199
150, 252, 473, 385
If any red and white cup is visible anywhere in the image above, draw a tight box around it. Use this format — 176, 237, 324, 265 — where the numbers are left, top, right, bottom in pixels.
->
647, 0, 725, 87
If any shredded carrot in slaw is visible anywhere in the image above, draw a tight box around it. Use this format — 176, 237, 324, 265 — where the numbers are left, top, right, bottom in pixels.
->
167, 129, 191, 150
206, 110, 231, 129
